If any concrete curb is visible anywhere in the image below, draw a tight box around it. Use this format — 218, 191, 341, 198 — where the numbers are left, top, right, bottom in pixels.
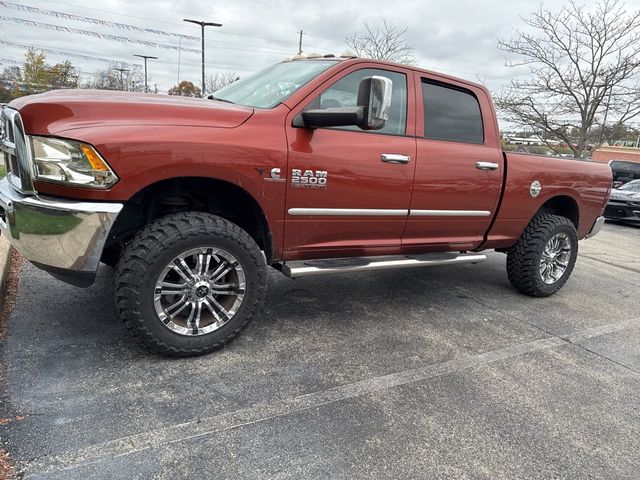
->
0, 236, 12, 301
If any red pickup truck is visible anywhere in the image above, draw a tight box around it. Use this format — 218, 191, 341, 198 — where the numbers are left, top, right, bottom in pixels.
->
0, 56, 611, 356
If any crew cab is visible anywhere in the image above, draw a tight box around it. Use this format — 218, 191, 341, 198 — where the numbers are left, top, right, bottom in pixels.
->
0, 56, 612, 356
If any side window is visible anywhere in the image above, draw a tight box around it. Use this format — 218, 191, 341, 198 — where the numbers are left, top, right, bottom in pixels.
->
306, 68, 408, 135
422, 80, 484, 144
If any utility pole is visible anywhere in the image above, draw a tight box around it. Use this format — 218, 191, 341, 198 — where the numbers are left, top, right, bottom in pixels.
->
183, 18, 222, 97
177, 37, 182, 85
133, 55, 158, 93
114, 67, 130, 91
297, 30, 304, 55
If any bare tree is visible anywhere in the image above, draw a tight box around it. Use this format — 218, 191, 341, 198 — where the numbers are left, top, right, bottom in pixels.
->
85, 64, 143, 92
205, 72, 239, 94
496, 0, 640, 158
345, 18, 415, 65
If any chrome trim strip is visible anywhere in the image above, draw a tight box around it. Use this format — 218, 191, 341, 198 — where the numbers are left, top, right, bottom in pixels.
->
0, 177, 123, 285
586, 215, 605, 239
287, 208, 491, 217
409, 210, 491, 217
1, 105, 35, 194
288, 208, 408, 216
1, 138, 15, 156
282, 253, 487, 278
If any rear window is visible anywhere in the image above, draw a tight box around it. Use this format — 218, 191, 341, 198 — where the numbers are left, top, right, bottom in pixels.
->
610, 160, 640, 173
422, 80, 484, 144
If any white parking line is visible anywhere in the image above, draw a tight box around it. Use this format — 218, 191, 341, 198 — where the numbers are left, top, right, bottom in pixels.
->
23, 316, 640, 478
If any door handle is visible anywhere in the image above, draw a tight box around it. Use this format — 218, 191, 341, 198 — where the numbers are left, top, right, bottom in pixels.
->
381, 154, 411, 164
475, 161, 499, 170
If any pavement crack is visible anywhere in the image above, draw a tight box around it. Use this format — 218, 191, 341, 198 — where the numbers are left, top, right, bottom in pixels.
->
456, 287, 640, 377
464, 289, 640, 380
24, 337, 567, 477
562, 340, 640, 376
580, 254, 640, 275
453, 287, 563, 339
21, 315, 640, 479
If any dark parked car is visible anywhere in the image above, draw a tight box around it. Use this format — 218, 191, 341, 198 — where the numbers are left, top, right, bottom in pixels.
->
604, 179, 640, 225
609, 160, 640, 188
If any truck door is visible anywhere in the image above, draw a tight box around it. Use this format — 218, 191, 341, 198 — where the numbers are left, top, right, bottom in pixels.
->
403, 72, 504, 250
283, 65, 417, 259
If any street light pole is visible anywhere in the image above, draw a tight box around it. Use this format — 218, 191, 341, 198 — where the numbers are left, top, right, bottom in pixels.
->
133, 54, 158, 93
183, 18, 222, 96
114, 67, 130, 91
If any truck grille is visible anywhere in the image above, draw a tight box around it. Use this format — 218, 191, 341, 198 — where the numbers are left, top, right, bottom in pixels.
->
1, 105, 35, 194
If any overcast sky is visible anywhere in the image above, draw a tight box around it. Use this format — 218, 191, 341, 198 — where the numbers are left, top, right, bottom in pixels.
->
2, 0, 640, 97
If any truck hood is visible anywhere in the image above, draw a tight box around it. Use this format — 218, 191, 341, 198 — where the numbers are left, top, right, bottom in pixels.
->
10, 89, 254, 135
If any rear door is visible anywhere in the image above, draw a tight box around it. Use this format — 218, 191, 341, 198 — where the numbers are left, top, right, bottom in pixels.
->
283, 64, 417, 259
403, 72, 503, 250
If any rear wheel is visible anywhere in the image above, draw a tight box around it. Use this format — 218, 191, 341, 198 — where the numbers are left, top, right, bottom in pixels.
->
506, 214, 578, 297
115, 212, 267, 357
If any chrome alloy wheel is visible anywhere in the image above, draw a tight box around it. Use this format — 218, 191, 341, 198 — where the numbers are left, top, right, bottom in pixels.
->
153, 247, 246, 336
539, 233, 572, 285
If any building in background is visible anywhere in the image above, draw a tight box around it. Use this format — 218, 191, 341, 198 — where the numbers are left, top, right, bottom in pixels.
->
592, 146, 640, 164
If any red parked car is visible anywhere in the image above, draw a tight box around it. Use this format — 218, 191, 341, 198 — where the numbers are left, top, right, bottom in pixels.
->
0, 56, 612, 356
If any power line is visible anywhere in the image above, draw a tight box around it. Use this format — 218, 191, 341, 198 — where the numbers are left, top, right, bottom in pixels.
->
16, 0, 336, 48
0, 40, 140, 67
0, 1, 341, 89
44, 0, 300, 34
3, 0, 333, 56
0, 16, 202, 53
0, 1, 200, 41
1, 17, 301, 56
1, 40, 258, 76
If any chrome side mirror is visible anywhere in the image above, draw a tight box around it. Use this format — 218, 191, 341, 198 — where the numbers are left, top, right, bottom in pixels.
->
357, 75, 393, 130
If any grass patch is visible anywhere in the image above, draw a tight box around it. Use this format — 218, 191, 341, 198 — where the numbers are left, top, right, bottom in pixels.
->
0, 165, 5, 178
14, 209, 82, 235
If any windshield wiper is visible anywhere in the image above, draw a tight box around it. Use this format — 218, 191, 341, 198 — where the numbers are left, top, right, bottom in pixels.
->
208, 95, 235, 104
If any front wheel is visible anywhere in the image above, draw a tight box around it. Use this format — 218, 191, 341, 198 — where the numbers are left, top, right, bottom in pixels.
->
115, 212, 267, 357
506, 214, 578, 297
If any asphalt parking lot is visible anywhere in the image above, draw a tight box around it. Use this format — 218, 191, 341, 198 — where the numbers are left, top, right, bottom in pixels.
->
1, 222, 639, 479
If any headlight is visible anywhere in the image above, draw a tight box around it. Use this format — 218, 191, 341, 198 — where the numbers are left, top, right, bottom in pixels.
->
30, 136, 118, 189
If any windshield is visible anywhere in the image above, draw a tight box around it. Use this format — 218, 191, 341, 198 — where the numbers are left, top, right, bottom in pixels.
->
619, 180, 640, 191
212, 60, 337, 108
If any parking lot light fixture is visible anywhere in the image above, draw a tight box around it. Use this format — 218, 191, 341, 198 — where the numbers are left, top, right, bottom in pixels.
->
183, 19, 222, 96
133, 55, 158, 93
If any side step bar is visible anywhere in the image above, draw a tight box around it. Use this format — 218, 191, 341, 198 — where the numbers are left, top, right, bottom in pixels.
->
279, 252, 486, 279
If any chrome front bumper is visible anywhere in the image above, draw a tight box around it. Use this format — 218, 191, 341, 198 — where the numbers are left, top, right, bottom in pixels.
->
586, 215, 605, 239
0, 178, 123, 286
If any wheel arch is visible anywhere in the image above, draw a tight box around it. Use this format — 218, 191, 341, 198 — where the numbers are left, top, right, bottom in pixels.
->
534, 195, 580, 230
104, 176, 273, 264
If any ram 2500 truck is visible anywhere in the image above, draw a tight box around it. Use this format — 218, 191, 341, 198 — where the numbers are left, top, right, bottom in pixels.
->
0, 57, 612, 356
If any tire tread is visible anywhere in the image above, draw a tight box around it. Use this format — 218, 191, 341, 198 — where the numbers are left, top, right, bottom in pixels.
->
506, 214, 577, 297
114, 212, 267, 357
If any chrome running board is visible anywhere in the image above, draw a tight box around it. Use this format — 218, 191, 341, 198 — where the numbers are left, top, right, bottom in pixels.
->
279, 252, 486, 279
